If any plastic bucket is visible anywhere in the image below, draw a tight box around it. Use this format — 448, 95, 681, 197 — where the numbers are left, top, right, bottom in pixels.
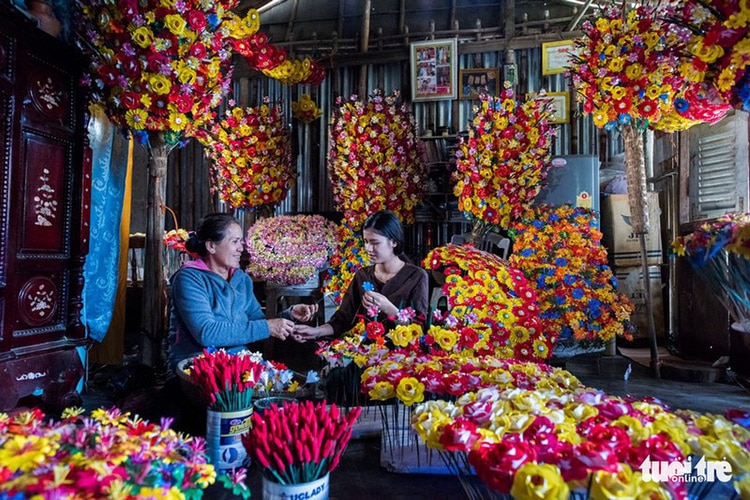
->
262, 473, 329, 500
206, 407, 253, 470
253, 396, 297, 414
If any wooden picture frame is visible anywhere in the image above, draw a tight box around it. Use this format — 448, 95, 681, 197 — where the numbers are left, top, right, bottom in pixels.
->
545, 92, 570, 124
458, 68, 500, 100
410, 38, 458, 102
542, 40, 575, 75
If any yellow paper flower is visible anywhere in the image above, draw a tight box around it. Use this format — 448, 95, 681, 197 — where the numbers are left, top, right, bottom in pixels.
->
395, 377, 425, 406
510, 463, 569, 500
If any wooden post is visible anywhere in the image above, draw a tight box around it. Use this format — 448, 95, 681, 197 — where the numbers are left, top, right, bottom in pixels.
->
141, 131, 171, 374
358, 0, 371, 98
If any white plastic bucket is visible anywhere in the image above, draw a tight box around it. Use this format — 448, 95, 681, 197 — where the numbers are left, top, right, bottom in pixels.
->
262, 473, 329, 500
206, 407, 253, 470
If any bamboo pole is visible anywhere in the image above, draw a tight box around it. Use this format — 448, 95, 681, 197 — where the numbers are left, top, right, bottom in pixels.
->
622, 124, 661, 378
358, 0, 372, 98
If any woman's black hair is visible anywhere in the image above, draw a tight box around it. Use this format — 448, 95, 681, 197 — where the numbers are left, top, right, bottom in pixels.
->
185, 213, 240, 257
363, 210, 405, 256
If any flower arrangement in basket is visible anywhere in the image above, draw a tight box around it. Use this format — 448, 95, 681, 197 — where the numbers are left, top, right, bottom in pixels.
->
192, 99, 294, 210
671, 212, 750, 327
453, 85, 556, 233
186, 349, 265, 411
412, 373, 750, 499
509, 205, 634, 346
0, 407, 216, 498
423, 244, 556, 361
242, 400, 361, 486
327, 89, 428, 229
245, 214, 338, 285
292, 94, 323, 123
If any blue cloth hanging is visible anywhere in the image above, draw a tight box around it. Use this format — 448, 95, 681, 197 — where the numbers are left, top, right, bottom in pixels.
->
82, 107, 129, 342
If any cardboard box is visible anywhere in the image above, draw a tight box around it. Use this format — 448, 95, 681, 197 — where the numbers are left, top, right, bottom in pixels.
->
601, 193, 662, 267
615, 266, 665, 342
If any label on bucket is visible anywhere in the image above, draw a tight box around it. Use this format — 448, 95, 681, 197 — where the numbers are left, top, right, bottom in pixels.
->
263, 473, 329, 500
206, 409, 253, 470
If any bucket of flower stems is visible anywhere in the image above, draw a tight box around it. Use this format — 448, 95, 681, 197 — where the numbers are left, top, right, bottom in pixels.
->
242, 399, 361, 497
187, 349, 265, 470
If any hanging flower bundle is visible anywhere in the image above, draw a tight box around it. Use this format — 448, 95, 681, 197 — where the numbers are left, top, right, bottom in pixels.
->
292, 94, 323, 123
193, 100, 294, 210
0, 407, 216, 498
77, 0, 257, 146
242, 401, 361, 485
245, 214, 338, 285
164, 228, 191, 253
509, 205, 634, 345
232, 32, 326, 86
327, 89, 428, 229
453, 86, 556, 231
423, 244, 555, 361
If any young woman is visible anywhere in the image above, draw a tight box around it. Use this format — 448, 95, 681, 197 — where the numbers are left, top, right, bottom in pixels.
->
168, 213, 317, 371
293, 210, 428, 341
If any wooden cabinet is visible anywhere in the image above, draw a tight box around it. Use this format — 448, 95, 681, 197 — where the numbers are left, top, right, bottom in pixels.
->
0, 4, 91, 410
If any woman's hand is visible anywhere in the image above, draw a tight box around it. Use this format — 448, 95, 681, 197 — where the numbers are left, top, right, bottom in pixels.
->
292, 324, 318, 342
363, 291, 397, 317
267, 318, 294, 340
291, 303, 318, 323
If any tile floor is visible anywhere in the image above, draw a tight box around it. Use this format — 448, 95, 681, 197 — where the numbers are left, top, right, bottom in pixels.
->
77, 352, 750, 500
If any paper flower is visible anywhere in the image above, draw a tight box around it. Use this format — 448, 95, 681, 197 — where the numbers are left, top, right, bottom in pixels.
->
193, 100, 294, 210
77, 1, 257, 146
327, 90, 428, 229
424, 244, 555, 361
245, 214, 338, 285
164, 228, 191, 253
232, 32, 326, 86
0, 407, 216, 498
292, 94, 323, 123
509, 205, 634, 344
242, 401, 361, 484
453, 85, 556, 231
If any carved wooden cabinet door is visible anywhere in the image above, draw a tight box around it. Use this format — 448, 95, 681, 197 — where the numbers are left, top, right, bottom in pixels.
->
0, 5, 91, 410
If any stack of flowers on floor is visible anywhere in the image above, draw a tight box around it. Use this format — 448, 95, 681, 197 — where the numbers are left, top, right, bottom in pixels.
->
509, 205, 634, 354
245, 214, 338, 286
411, 366, 750, 499
325, 89, 427, 303
0, 407, 216, 498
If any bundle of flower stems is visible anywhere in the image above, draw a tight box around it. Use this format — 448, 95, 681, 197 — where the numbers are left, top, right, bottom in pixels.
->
243, 400, 361, 484
188, 349, 264, 411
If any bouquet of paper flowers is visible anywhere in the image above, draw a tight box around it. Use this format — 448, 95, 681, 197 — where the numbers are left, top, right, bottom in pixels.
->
327, 89, 428, 229
453, 85, 555, 232
242, 400, 361, 485
186, 349, 265, 412
232, 32, 326, 86
423, 244, 556, 361
164, 228, 191, 253
193, 100, 294, 210
292, 94, 323, 123
324, 220, 371, 304
509, 205, 634, 345
671, 212, 750, 327
0, 407, 216, 498
245, 214, 338, 285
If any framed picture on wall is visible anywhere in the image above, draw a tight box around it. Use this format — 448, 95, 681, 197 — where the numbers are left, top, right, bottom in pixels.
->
545, 92, 570, 124
410, 38, 458, 102
458, 68, 500, 99
542, 40, 575, 75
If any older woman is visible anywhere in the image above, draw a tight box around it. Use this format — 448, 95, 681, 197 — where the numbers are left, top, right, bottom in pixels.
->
168, 213, 316, 371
